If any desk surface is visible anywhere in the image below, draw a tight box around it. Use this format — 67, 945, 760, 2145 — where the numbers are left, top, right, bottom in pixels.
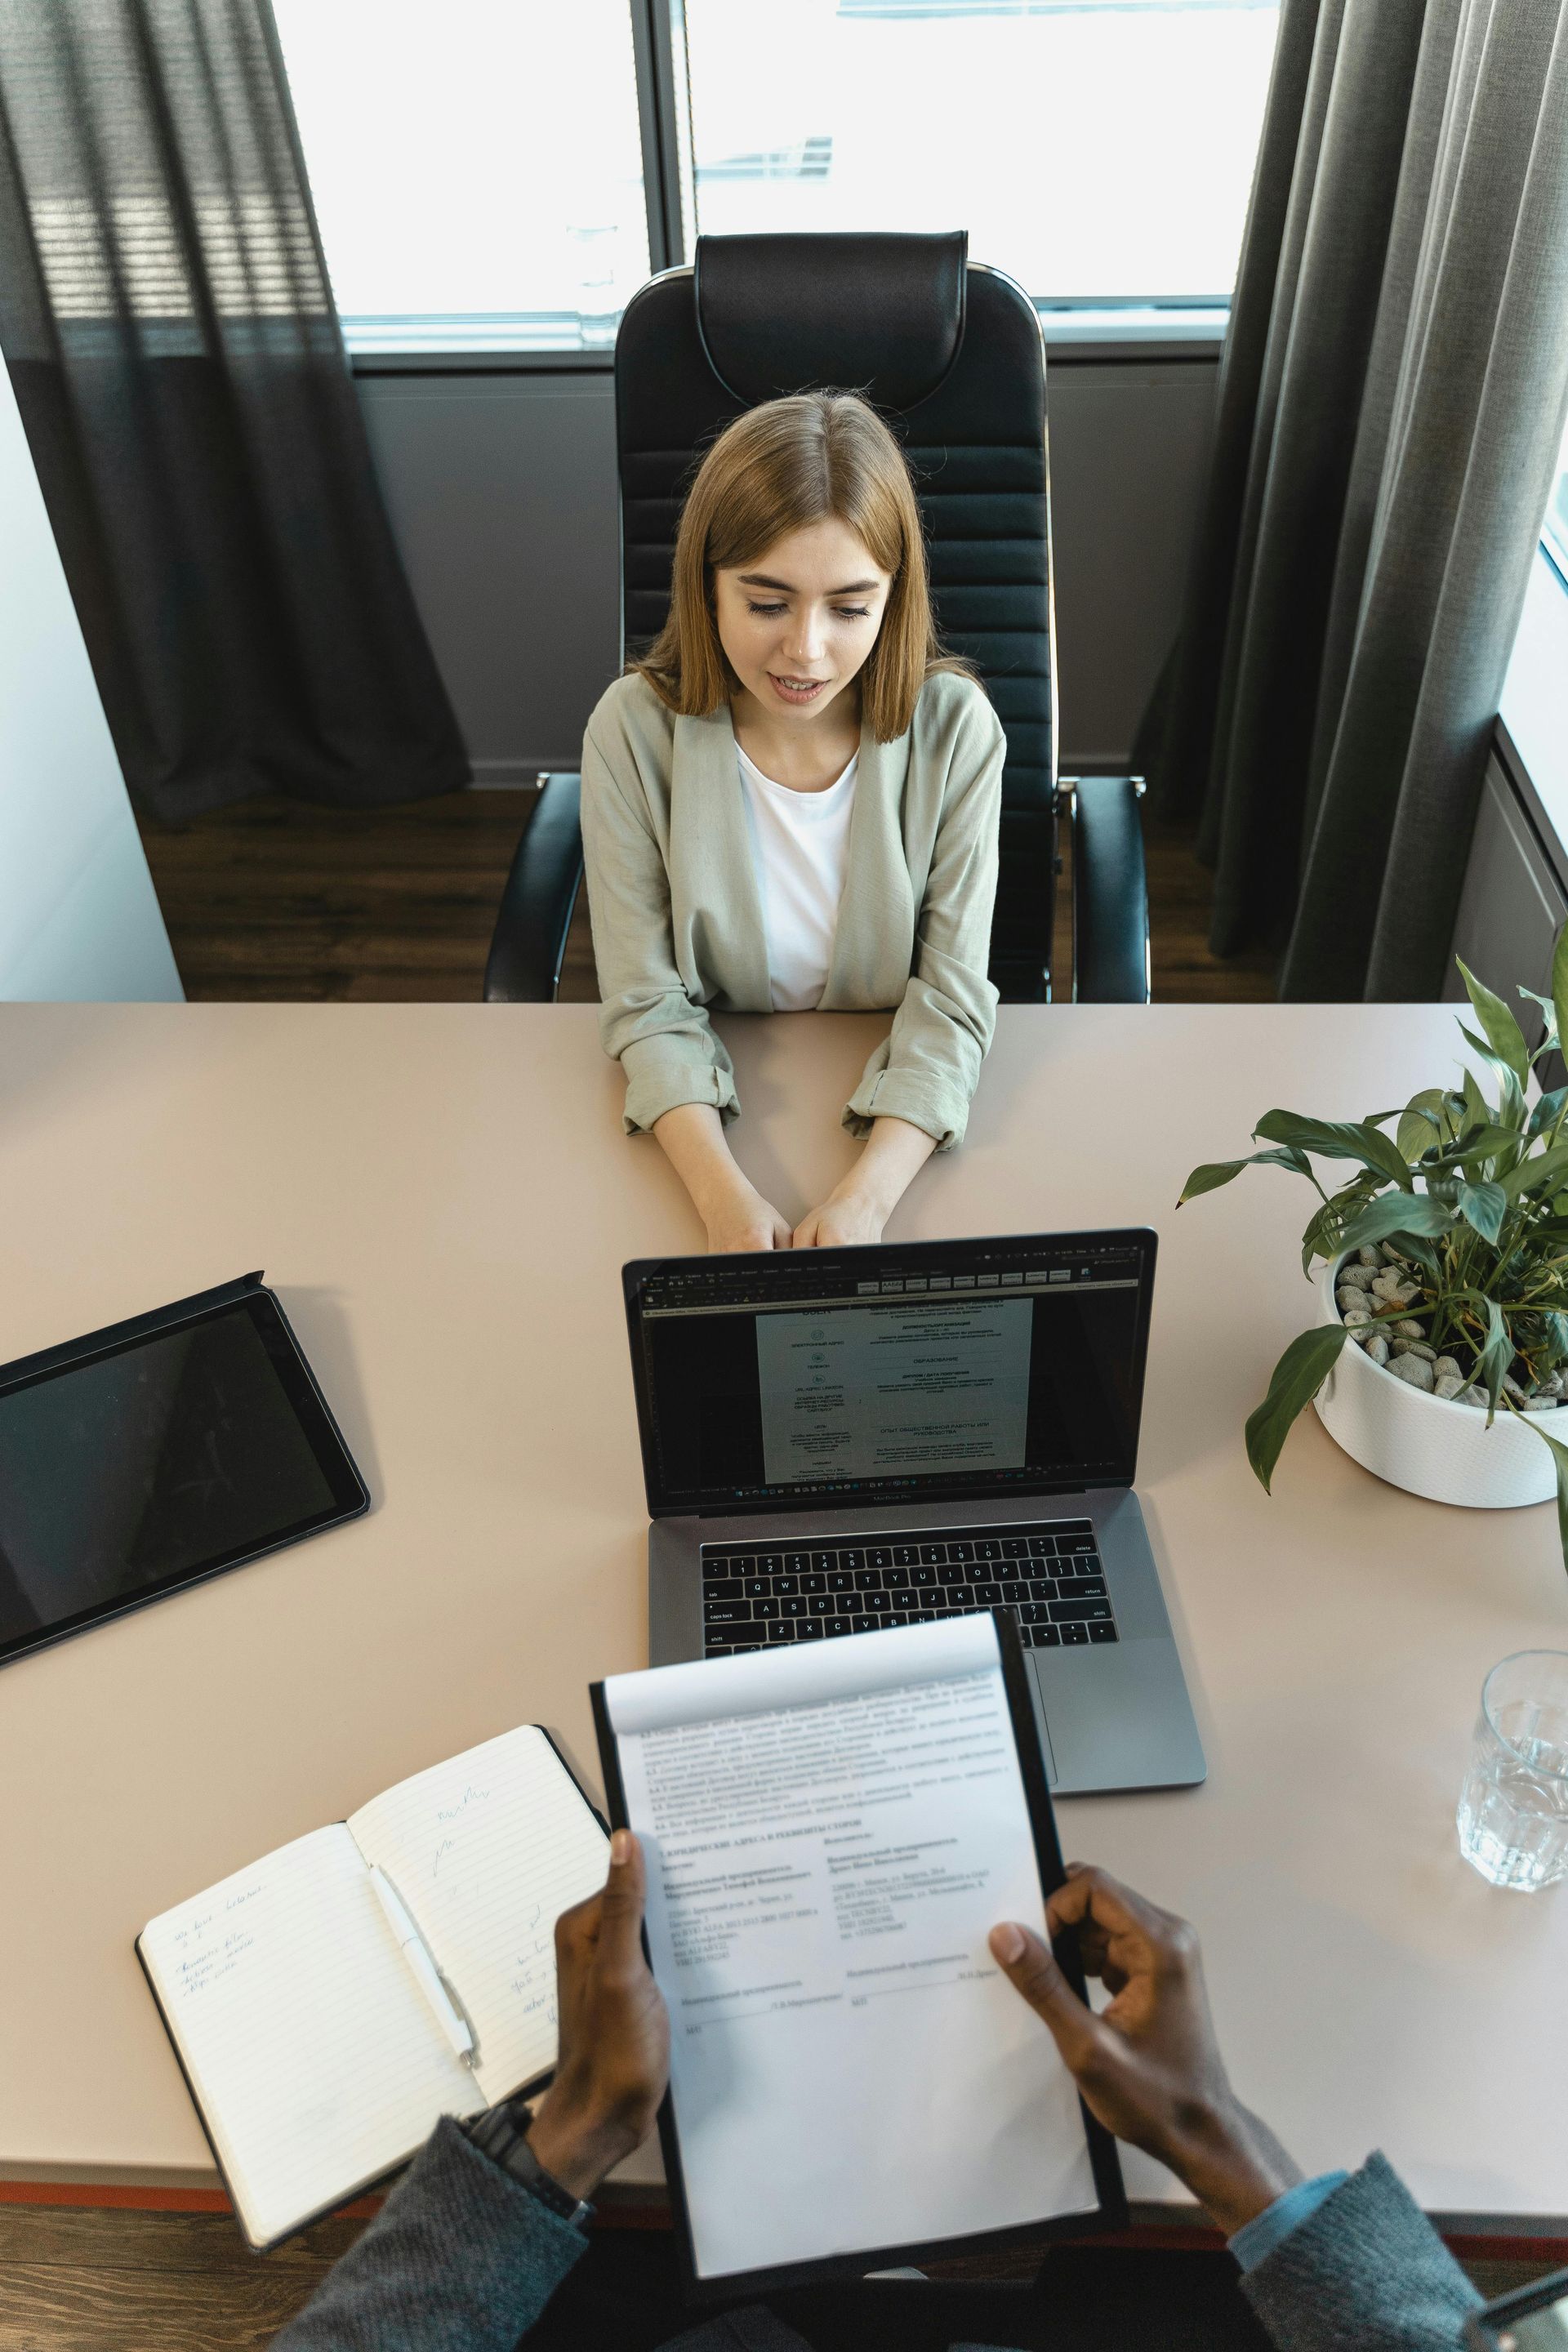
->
2, 1002, 1566, 2229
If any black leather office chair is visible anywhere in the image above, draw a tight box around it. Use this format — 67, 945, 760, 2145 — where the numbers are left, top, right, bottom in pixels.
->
484, 232, 1150, 1006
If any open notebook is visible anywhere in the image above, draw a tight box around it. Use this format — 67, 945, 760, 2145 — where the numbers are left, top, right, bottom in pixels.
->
137, 1725, 608, 2250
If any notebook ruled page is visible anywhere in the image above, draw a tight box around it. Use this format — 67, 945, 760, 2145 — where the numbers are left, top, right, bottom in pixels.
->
350, 1726, 609, 2105
140, 1826, 483, 2247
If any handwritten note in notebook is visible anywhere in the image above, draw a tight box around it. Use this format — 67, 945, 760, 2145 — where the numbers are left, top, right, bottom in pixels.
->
138, 1726, 608, 2249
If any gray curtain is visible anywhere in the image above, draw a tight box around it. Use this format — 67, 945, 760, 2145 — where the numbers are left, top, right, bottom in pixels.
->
0, 0, 470, 822
1144, 0, 1568, 1000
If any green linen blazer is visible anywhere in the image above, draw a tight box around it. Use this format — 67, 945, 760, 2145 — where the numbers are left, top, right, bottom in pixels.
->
578, 666, 1004, 1151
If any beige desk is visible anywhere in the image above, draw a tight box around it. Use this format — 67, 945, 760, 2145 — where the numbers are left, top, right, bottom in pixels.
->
2, 1003, 1566, 2234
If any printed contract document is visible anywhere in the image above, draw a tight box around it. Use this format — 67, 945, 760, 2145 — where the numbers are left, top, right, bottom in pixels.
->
595, 1615, 1113, 2287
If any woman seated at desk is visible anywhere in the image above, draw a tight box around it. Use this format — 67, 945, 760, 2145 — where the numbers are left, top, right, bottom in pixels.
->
580, 389, 1004, 1254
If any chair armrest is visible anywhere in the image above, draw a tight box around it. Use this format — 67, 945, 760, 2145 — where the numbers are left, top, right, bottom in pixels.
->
1062, 775, 1151, 1004
483, 773, 585, 1004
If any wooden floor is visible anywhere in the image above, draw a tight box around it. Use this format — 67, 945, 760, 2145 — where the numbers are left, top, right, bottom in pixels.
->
14, 788, 1280, 2349
135, 786, 1277, 1006
0, 2203, 367, 2352
1, 2194, 1555, 2352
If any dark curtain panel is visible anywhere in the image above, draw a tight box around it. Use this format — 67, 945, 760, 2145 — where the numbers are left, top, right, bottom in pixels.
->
1143, 0, 1568, 1001
0, 0, 470, 822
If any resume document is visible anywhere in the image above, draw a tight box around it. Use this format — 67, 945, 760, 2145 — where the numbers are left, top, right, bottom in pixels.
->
600, 1615, 1101, 2281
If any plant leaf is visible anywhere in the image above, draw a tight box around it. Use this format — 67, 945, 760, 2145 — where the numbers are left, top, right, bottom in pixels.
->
1458, 1034, 1528, 1130
1530, 1086, 1568, 1138
1450, 1121, 1527, 1169
1177, 1159, 1250, 1205
1399, 1234, 1441, 1281
1300, 1199, 1337, 1277
1517, 984, 1561, 1052
1458, 960, 1532, 1087
1253, 1111, 1413, 1190
1448, 1289, 1511, 1410
1502, 1138, 1568, 1200
1552, 920, 1568, 1071
1337, 1192, 1454, 1256
1396, 1089, 1448, 1163
1479, 1297, 1509, 1408
1177, 1145, 1312, 1206
1524, 1415, 1568, 1580
1460, 1066, 1494, 1130
1245, 1325, 1350, 1494
1457, 1180, 1507, 1244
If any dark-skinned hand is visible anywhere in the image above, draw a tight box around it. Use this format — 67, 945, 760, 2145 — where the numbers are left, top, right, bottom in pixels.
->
990, 1864, 1303, 2236
525, 1831, 670, 2200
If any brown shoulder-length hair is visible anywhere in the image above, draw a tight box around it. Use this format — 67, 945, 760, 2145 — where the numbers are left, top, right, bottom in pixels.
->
630, 390, 971, 743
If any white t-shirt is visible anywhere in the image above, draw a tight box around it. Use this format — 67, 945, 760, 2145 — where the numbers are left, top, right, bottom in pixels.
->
737, 743, 858, 1012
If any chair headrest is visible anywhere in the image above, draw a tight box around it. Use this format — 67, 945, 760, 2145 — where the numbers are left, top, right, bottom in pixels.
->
694, 231, 968, 412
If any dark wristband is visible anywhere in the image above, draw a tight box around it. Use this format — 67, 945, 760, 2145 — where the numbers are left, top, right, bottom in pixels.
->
462, 2103, 595, 2232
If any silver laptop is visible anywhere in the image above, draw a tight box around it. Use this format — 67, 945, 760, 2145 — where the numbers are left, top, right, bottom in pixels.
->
622, 1228, 1204, 1796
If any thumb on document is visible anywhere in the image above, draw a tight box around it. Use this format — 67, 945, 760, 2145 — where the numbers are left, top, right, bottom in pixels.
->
988, 1922, 1096, 2065
599, 1832, 645, 1955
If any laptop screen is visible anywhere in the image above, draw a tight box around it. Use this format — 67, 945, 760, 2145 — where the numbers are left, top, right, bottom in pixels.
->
623, 1229, 1155, 1518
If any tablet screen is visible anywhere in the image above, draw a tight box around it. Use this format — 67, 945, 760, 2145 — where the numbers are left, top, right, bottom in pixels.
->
0, 1290, 368, 1664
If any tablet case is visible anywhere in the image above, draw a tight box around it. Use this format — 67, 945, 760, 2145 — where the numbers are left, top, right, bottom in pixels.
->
591, 1609, 1126, 2300
0, 1271, 369, 1668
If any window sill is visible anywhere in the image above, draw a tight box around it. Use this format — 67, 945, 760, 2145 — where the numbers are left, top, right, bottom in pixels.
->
1036, 302, 1229, 363
344, 302, 1230, 375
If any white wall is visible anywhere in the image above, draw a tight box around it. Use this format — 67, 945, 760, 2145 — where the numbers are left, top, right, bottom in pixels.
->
0, 364, 182, 1002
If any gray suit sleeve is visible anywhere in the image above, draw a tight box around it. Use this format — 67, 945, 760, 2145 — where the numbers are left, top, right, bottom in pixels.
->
270, 2118, 589, 2352
1241, 2154, 1482, 2352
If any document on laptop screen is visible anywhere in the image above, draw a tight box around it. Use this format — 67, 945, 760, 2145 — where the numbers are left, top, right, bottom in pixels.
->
596, 1616, 1105, 2284
755, 1298, 1033, 1486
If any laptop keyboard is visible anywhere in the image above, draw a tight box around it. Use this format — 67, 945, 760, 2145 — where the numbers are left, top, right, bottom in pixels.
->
700, 1520, 1117, 1656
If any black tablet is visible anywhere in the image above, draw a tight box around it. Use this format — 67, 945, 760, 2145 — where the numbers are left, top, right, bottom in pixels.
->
0, 1272, 369, 1668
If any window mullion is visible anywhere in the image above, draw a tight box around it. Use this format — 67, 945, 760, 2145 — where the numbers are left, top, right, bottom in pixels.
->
630, 0, 694, 274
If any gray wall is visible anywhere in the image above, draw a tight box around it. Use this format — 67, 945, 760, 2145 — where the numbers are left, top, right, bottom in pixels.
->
1446, 751, 1568, 1015
354, 352, 1218, 781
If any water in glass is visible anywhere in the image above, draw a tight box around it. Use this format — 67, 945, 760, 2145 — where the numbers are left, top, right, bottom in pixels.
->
1457, 1651, 1568, 1891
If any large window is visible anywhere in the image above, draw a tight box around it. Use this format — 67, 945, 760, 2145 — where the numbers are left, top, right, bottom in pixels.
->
270, 0, 650, 350
686, 0, 1281, 302
273, 0, 1281, 352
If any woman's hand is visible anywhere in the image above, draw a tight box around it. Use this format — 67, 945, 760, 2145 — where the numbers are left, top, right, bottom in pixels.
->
525, 1832, 670, 2201
988, 1865, 1303, 2238
652, 1103, 792, 1253
706, 1185, 794, 1254
793, 1116, 936, 1250
793, 1191, 888, 1248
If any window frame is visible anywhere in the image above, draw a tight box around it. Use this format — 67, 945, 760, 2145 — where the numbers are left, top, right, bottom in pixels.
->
1497, 532, 1568, 902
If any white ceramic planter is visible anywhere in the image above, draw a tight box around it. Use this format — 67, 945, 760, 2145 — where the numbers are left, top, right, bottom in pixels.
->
1312, 1251, 1560, 1509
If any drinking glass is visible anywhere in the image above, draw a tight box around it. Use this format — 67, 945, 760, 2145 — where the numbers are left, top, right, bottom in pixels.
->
1457, 1651, 1568, 1891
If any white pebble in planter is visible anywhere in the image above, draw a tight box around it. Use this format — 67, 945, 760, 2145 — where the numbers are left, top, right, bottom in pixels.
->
1314, 1250, 1559, 1509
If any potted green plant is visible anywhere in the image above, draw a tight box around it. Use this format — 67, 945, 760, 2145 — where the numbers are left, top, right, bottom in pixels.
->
1180, 939, 1568, 1565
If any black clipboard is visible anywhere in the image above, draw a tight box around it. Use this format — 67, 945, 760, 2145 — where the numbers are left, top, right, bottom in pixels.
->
591, 1610, 1126, 2300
